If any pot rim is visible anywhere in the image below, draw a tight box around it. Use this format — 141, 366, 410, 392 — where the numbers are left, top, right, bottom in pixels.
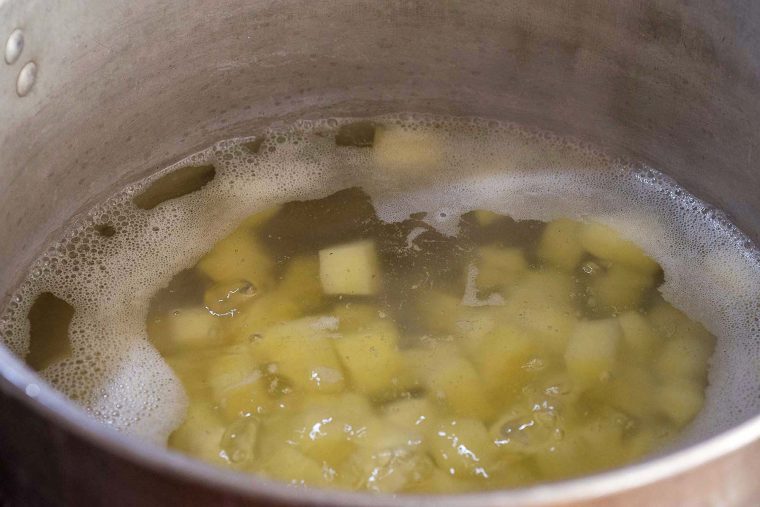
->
1, 342, 759, 505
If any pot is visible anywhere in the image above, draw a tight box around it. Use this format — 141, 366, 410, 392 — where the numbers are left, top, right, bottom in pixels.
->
1, 1, 759, 505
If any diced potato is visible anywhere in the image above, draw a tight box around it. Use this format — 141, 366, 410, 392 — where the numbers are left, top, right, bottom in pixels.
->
373, 127, 442, 173
456, 307, 500, 356
333, 303, 383, 332
406, 345, 494, 421
319, 240, 381, 296
618, 311, 659, 360
414, 290, 463, 336
473, 323, 536, 398
576, 410, 630, 469
407, 468, 482, 493
169, 402, 226, 464
580, 222, 659, 274
150, 307, 224, 353
204, 279, 258, 316
489, 404, 561, 454
532, 435, 586, 479
346, 444, 434, 493
196, 220, 274, 288
537, 219, 584, 271
564, 319, 621, 387
589, 264, 655, 313
253, 316, 345, 394
657, 379, 704, 425
219, 417, 259, 466
428, 418, 496, 478
207, 349, 275, 419
475, 246, 528, 293
472, 209, 503, 227
334, 320, 405, 396
382, 397, 440, 432
262, 445, 330, 486
601, 364, 660, 418
276, 256, 325, 315
648, 301, 715, 348
504, 270, 578, 350
655, 335, 712, 381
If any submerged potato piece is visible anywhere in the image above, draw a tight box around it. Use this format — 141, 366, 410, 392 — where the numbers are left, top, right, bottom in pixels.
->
333, 303, 383, 332
333, 320, 405, 396
601, 364, 660, 418
475, 246, 528, 293
152, 307, 223, 353
262, 445, 330, 486
206, 348, 277, 419
472, 209, 503, 227
580, 222, 659, 274
319, 240, 381, 296
504, 270, 577, 350
655, 335, 712, 381
203, 279, 258, 316
169, 402, 226, 464
474, 323, 536, 397
253, 316, 345, 394
373, 127, 442, 173
382, 397, 440, 432
537, 218, 584, 271
407, 344, 494, 421
564, 319, 621, 387
590, 264, 655, 312
276, 256, 325, 314
617, 311, 659, 360
657, 379, 704, 425
196, 216, 275, 289
415, 290, 463, 336
428, 418, 496, 478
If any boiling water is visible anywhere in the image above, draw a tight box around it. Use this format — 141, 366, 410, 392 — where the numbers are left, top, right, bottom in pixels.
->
0, 115, 759, 482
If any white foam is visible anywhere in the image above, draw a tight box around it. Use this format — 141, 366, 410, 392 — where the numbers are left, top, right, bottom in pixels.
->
0, 114, 759, 449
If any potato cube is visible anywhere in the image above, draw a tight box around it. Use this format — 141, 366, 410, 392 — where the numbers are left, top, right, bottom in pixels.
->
428, 418, 496, 478
590, 264, 655, 313
319, 240, 381, 296
408, 345, 494, 421
373, 127, 442, 173
333, 320, 405, 396
169, 402, 226, 464
657, 379, 704, 425
207, 350, 275, 419
580, 222, 659, 274
382, 397, 440, 432
537, 218, 584, 271
475, 246, 528, 293
203, 279, 258, 316
504, 270, 577, 350
276, 256, 325, 315
474, 324, 536, 397
656, 335, 712, 381
618, 311, 659, 360
601, 364, 660, 419
150, 307, 223, 353
262, 445, 330, 486
472, 209, 503, 227
333, 303, 383, 332
253, 316, 345, 394
564, 319, 621, 387
196, 221, 274, 289
414, 290, 463, 336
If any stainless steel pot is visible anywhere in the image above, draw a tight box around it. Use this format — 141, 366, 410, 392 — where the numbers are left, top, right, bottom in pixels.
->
1, 1, 760, 505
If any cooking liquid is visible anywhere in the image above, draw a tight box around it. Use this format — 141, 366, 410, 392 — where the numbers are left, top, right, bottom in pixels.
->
147, 185, 712, 492
2, 115, 759, 493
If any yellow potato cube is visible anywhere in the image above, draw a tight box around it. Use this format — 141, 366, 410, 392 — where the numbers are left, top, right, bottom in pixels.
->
333, 303, 383, 332
414, 290, 463, 336
564, 319, 621, 387
590, 264, 655, 313
474, 323, 536, 398
382, 397, 440, 432
196, 221, 274, 289
203, 279, 258, 316
276, 256, 325, 315
504, 270, 578, 350
617, 311, 659, 360
657, 379, 704, 425
598, 364, 659, 418
150, 307, 224, 353
206, 349, 276, 419
319, 240, 381, 296
407, 345, 494, 421
472, 209, 503, 227
655, 335, 712, 381
253, 316, 345, 394
537, 218, 584, 271
333, 320, 405, 396
169, 402, 226, 465
475, 246, 528, 293
428, 418, 496, 478
262, 445, 330, 487
580, 222, 660, 274
373, 126, 442, 174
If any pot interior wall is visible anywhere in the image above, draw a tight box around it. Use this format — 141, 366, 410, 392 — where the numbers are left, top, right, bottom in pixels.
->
1, 0, 759, 474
